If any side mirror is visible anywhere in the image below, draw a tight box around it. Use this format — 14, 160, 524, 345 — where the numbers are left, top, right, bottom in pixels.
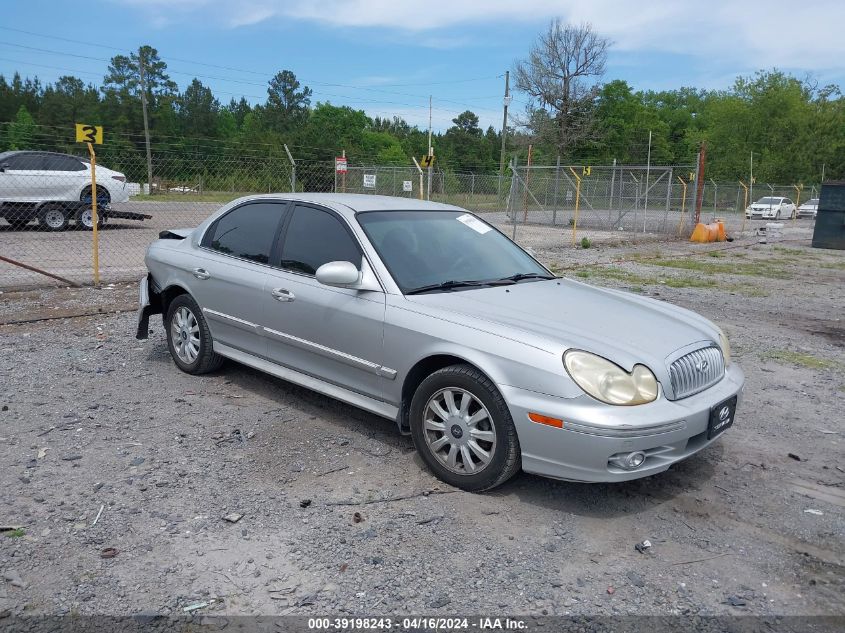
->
316, 260, 361, 287
0, 163, 9, 172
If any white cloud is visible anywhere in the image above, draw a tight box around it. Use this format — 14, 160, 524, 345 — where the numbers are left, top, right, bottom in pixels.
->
116, 0, 845, 72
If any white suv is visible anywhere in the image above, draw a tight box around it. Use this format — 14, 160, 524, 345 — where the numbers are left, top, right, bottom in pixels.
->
0, 150, 129, 230
745, 196, 796, 220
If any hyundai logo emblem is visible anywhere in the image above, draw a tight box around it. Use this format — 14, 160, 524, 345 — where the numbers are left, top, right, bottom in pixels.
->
695, 359, 709, 373
718, 406, 731, 422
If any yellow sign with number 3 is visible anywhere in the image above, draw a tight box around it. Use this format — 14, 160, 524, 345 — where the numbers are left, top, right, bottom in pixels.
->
75, 123, 103, 145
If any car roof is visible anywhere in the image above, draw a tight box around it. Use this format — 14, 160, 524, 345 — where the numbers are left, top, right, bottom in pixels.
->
0, 150, 86, 159
235, 193, 467, 214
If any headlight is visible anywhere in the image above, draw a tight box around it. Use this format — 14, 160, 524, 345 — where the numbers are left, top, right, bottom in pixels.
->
563, 350, 659, 405
717, 328, 732, 366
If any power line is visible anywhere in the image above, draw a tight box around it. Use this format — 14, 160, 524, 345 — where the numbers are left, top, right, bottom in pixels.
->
0, 27, 502, 107
0, 42, 496, 119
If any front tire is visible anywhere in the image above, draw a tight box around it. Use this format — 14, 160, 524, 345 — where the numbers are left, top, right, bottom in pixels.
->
409, 364, 521, 492
38, 205, 69, 231
165, 294, 224, 375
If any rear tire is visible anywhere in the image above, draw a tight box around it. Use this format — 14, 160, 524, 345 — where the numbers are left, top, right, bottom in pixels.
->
38, 205, 69, 231
409, 364, 521, 492
165, 294, 224, 375
80, 187, 110, 208
76, 206, 104, 230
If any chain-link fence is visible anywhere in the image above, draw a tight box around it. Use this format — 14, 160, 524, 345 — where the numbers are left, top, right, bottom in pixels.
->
0, 135, 820, 289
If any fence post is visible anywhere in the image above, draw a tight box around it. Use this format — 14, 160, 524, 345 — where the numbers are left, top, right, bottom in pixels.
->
552, 157, 560, 225
609, 158, 616, 226
283, 144, 296, 192
666, 167, 673, 215
510, 157, 519, 241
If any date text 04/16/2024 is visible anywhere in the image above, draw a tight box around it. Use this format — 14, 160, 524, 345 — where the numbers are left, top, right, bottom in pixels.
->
307, 617, 527, 630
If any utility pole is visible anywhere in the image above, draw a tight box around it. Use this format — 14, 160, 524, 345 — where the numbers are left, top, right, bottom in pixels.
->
426, 95, 433, 201
643, 130, 652, 233
498, 71, 511, 192
138, 48, 153, 196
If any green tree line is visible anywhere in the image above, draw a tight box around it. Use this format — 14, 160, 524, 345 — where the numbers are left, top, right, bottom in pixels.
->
0, 44, 841, 183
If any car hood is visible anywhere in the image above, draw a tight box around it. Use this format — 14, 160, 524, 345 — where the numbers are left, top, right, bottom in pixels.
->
407, 279, 719, 371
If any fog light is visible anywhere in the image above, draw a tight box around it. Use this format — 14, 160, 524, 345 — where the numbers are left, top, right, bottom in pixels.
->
609, 451, 646, 470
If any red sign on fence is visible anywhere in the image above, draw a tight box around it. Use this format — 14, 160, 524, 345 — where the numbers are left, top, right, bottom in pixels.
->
335, 157, 348, 173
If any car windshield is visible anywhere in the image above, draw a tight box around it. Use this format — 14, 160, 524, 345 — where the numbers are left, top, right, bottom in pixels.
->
357, 210, 552, 293
756, 197, 781, 205
804, 199, 819, 205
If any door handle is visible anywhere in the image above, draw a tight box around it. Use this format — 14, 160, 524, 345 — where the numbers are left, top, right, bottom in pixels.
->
271, 288, 295, 302
192, 268, 210, 280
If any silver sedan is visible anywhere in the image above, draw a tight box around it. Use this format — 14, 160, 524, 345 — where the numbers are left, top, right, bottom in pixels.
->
137, 194, 744, 491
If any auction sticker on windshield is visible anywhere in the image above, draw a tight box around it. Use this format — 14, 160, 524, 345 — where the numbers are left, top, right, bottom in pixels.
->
457, 213, 492, 234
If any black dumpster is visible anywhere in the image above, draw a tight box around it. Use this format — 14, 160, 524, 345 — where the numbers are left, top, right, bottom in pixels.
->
812, 181, 845, 250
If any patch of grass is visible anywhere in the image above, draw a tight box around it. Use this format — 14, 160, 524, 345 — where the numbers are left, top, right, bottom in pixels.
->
3, 528, 25, 538
571, 264, 768, 296
773, 247, 806, 256
762, 349, 838, 370
708, 250, 725, 258
580, 237, 592, 249
572, 266, 715, 288
820, 260, 845, 270
133, 192, 245, 203
634, 256, 792, 279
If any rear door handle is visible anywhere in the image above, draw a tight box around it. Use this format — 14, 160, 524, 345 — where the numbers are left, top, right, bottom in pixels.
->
192, 268, 210, 280
271, 288, 295, 302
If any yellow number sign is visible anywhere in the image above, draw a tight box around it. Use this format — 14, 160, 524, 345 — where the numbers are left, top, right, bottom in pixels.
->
582, 166, 591, 176
420, 155, 435, 168
75, 123, 103, 145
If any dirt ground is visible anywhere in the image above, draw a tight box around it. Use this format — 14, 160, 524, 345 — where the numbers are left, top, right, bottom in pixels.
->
1, 229, 843, 620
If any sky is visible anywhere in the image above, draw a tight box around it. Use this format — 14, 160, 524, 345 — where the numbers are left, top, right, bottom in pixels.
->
1, 0, 843, 133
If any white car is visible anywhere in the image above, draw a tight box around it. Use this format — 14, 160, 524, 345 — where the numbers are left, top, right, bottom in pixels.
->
796, 198, 819, 218
745, 196, 796, 220
0, 150, 129, 230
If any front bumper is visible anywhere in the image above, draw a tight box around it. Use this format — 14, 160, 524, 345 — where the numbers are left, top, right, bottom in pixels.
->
501, 363, 745, 482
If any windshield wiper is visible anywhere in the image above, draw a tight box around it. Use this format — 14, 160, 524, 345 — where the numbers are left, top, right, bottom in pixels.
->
405, 280, 489, 295
497, 272, 557, 283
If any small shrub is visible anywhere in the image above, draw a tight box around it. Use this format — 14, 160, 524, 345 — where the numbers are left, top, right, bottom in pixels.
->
580, 237, 592, 249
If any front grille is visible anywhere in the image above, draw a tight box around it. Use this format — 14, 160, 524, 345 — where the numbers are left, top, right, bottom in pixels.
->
669, 346, 725, 399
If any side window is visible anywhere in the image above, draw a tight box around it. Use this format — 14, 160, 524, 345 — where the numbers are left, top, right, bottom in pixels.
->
280, 206, 361, 275
206, 202, 286, 264
43, 154, 85, 172
5, 153, 44, 170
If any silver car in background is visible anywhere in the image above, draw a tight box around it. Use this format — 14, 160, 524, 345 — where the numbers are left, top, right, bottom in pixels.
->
796, 198, 819, 218
137, 194, 744, 491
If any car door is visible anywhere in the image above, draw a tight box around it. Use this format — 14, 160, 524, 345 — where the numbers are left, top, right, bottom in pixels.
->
784, 198, 795, 217
44, 154, 88, 201
0, 153, 45, 201
262, 203, 387, 400
190, 200, 289, 358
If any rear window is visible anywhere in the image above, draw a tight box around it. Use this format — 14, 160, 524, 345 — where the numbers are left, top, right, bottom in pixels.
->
206, 202, 286, 264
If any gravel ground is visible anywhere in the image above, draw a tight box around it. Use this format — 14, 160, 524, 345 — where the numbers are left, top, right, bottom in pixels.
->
1, 231, 843, 619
